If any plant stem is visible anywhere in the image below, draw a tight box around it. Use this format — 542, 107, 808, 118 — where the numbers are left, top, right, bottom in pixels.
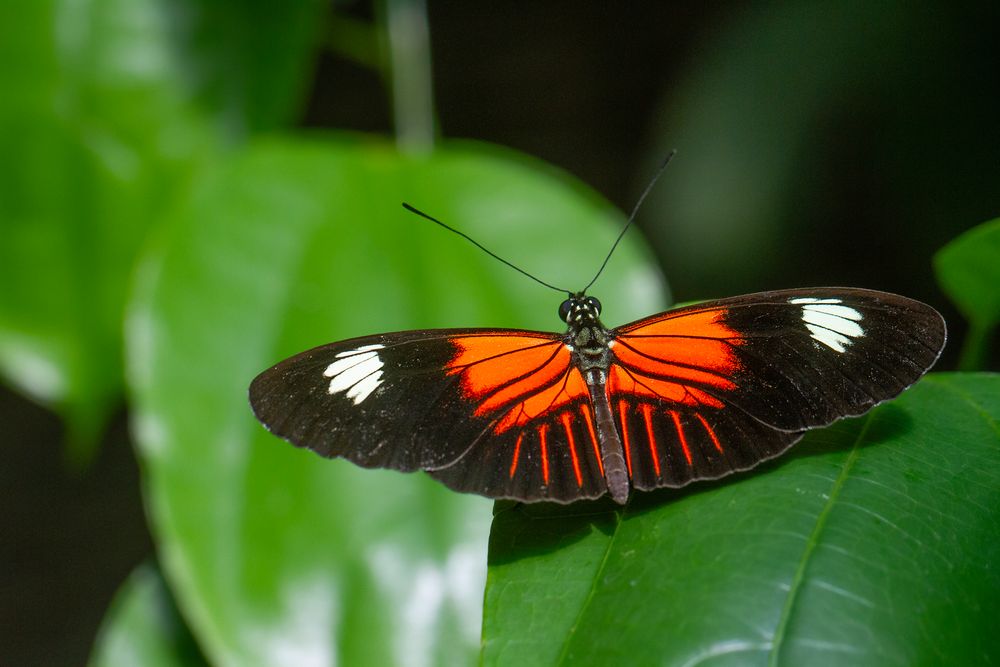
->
382, 0, 436, 154
957, 319, 994, 371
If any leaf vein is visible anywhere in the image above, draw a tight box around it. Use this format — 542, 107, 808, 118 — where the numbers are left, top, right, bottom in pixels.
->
554, 510, 624, 665
767, 414, 874, 666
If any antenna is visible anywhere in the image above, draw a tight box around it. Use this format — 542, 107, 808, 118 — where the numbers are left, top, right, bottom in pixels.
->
401, 203, 571, 294
403, 149, 675, 298
580, 149, 677, 293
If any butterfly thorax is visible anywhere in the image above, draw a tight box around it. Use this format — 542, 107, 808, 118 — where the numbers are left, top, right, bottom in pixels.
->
560, 294, 613, 374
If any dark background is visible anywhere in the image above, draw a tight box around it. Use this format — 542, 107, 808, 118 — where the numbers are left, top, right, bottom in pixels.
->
4, 2, 997, 665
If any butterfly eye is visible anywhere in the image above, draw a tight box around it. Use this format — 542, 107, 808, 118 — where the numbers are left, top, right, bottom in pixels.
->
586, 296, 602, 315
558, 299, 573, 322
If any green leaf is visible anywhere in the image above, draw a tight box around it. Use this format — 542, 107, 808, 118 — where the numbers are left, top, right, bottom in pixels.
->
0, 0, 209, 458
170, 0, 328, 135
0, 0, 325, 459
934, 218, 1000, 370
483, 373, 1000, 666
90, 564, 209, 667
126, 135, 667, 666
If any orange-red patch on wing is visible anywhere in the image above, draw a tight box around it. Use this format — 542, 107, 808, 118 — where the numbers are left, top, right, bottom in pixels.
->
619, 307, 740, 341
447, 335, 572, 419
493, 366, 589, 433
608, 366, 725, 409
614, 309, 741, 391
613, 342, 737, 389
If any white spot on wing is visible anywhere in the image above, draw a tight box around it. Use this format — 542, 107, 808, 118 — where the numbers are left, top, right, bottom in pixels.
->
325, 352, 379, 392
323, 344, 385, 403
791, 297, 865, 353
801, 307, 864, 338
323, 352, 372, 378
802, 303, 862, 321
805, 323, 851, 352
347, 370, 383, 403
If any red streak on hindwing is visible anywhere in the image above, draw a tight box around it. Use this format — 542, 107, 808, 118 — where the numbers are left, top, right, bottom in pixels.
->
509, 432, 524, 479
641, 404, 661, 477
561, 412, 583, 487
670, 410, 693, 466
694, 413, 725, 454
539, 423, 550, 485
618, 400, 633, 477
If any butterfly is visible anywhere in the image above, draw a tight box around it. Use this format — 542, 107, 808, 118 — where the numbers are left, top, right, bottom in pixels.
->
250, 167, 946, 504
250, 278, 945, 504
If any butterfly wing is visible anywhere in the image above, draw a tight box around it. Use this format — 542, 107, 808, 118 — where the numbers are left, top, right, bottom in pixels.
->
251, 288, 946, 502
609, 288, 946, 490
249, 328, 608, 502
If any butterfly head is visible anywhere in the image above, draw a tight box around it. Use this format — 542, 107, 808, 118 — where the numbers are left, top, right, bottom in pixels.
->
559, 293, 603, 326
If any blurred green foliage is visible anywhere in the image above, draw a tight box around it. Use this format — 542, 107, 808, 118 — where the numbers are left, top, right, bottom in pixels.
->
90, 565, 208, 667
0, 0, 327, 461
1, 2, 997, 667
935, 218, 1000, 370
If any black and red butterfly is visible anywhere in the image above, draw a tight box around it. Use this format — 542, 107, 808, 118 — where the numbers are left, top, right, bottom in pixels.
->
250, 283, 945, 504
249, 191, 946, 505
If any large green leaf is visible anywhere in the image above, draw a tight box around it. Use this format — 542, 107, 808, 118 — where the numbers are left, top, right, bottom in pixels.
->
0, 0, 207, 456
483, 373, 1000, 666
90, 564, 209, 667
169, 0, 328, 136
934, 218, 1000, 370
126, 135, 666, 666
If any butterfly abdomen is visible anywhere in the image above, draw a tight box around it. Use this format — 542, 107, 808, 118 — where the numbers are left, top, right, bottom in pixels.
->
581, 367, 629, 504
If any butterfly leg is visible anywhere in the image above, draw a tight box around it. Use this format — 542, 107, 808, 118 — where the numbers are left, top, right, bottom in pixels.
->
586, 370, 629, 504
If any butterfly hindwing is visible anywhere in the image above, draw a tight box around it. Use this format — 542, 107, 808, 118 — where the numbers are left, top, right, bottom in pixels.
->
430, 397, 609, 502
609, 398, 804, 491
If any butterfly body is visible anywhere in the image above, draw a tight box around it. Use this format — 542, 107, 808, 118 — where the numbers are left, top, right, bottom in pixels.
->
250, 288, 945, 505
561, 294, 630, 503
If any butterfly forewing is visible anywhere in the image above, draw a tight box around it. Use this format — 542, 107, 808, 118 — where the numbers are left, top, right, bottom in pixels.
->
614, 288, 946, 433
250, 328, 609, 502
250, 330, 477, 471
607, 288, 945, 491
